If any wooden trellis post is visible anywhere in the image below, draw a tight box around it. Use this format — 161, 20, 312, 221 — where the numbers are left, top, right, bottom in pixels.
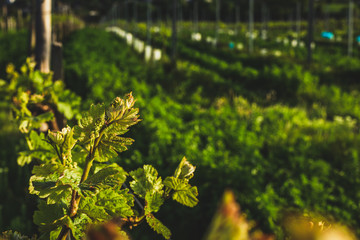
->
171, 0, 177, 63
35, 0, 52, 73
215, 0, 220, 46
296, 1, 301, 47
307, 0, 314, 64
235, 1, 240, 35
147, 0, 151, 45
194, 0, 199, 32
249, 0, 254, 53
348, 0, 354, 57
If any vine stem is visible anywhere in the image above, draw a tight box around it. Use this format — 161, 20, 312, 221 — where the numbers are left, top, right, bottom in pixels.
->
57, 227, 70, 240
56, 127, 107, 240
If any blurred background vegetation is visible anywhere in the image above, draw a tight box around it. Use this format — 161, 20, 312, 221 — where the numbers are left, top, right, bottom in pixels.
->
1, 0, 360, 239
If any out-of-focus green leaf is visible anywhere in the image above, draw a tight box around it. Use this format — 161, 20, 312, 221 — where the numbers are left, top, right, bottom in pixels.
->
146, 214, 171, 240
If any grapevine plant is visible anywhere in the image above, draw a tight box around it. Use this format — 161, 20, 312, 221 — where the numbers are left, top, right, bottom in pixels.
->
1, 60, 199, 239
0, 58, 81, 166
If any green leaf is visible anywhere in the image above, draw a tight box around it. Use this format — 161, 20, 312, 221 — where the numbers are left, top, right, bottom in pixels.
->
17, 154, 32, 166
71, 147, 88, 165
17, 149, 56, 165
105, 93, 140, 140
48, 126, 77, 164
163, 177, 199, 207
18, 131, 57, 165
74, 103, 105, 143
29, 176, 72, 203
62, 127, 77, 150
103, 136, 134, 152
72, 213, 92, 240
58, 167, 82, 189
103, 124, 130, 137
105, 93, 138, 123
33, 201, 70, 232
29, 176, 57, 197
81, 163, 128, 189
16, 91, 31, 118
95, 142, 118, 162
49, 227, 62, 240
129, 165, 164, 199
145, 191, 164, 214
96, 188, 134, 217
18, 120, 30, 134
93, 94, 140, 161
30, 112, 54, 128
29, 131, 47, 149
78, 197, 110, 221
29, 162, 80, 202
57, 102, 74, 119
18, 112, 54, 134
32, 71, 44, 89
46, 185, 72, 204
32, 162, 65, 177
146, 214, 171, 239
30, 93, 45, 103
48, 126, 75, 146
172, 186, 198, 208
95, 136, 134, 162
79, 189, 134, 221
0, 79, 6, 87
47, 130, 65, 145
174, 157, 196, 180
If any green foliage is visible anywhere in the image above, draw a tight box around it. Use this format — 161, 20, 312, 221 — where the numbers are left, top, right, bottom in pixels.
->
17, 131, 56, 166
163, 157, 199, 208
128, 161, 199, 239
0, 55, 82, 235
0, 59, 81, 169
4, 25, 360, 239
62, 28, 360, 240
0, 230, 36, 240
9, 88, 198, 239
63, 28, 146, 106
